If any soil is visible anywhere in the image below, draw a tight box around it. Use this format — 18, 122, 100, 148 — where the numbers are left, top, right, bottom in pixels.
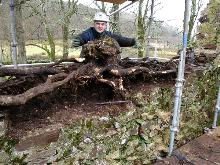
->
4, 78, 174, 140
154, 127, 220, 165
0, 38, 215, 150
0, 66, 204, 144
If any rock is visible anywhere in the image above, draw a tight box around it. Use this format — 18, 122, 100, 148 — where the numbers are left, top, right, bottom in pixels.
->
99, 116, 110, 122
105, 150, 120, 160
15, 128, 61, 151
114, 122, 120, 129
94, 159, 108, 165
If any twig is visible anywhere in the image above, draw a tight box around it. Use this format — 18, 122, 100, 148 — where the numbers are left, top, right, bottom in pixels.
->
96, 100, 131, 105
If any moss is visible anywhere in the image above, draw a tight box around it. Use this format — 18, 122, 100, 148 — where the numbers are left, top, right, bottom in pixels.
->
0, 136, 17, 155
1, 66, 219, 164
0, 136, 27, 164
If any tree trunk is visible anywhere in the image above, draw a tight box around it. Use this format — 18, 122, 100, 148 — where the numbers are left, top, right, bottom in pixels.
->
188, 0, 203, 46
45, 24, 55, 61
26, 1, 56, 61
60, 0, 78, 59
111, 4, 120, 35
145, 0, 154, 59
101, 2, 106, 13
137, 0, 145, 58
188, 0, 196, 46
15, 0, 27, 64
62, 21, 69, 59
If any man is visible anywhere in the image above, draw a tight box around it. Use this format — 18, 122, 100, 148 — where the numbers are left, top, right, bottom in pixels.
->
72, 12, 136, 48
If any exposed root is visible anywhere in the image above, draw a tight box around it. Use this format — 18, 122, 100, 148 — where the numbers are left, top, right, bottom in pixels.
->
0, 37, 212, 107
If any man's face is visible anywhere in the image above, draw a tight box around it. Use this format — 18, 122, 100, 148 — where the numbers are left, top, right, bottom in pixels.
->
94, 21, 107, 33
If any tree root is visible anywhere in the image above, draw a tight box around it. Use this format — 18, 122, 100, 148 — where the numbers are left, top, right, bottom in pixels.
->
0, 37, 181, 107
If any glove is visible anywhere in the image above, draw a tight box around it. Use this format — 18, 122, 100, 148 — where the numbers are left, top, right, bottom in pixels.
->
133, 40, 141, 49
72, 35, 81, 47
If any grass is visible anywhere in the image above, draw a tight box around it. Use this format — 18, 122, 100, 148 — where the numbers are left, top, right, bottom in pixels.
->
0, 40, 81, 63
26, 45, 81, 59
0, 40, 177, 64
121, 47, 177, 59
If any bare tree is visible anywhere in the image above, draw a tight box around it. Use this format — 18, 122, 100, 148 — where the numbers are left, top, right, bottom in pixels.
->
136, 0, 149, 57
59, 0, 78, 59
136, 0, 158, 58
188, 0, 203, 46
94, 1, 107, 13
145, 0, 155, 59
15, 0, 27, 64
26, 0, 56, 61
9, 0, 18, 68
0, 2, 11, 63
110, 4, 120, 35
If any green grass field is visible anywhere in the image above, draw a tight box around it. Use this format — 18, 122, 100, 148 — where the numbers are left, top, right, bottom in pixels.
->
0, 40, 178, 64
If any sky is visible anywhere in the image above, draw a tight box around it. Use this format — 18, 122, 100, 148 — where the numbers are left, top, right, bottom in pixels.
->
79, 0, 209, 28
154, 0, 209, 28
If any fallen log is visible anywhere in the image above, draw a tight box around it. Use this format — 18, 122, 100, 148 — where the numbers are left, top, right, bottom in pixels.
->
0, 67, 62, 77
0, 57, 85, 77
0, 66, 177, 106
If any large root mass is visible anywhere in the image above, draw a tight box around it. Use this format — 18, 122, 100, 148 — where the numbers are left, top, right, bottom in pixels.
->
0, 37, 215, 107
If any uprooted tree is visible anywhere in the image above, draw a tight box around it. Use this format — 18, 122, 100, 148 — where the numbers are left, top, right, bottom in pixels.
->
0, 37, 216, 107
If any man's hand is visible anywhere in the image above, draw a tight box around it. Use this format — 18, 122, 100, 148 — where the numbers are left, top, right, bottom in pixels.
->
72, 36, 81, 47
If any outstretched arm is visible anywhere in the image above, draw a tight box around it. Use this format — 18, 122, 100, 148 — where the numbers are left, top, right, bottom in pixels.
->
110, 33, 136, 47
71, 28, 92, 47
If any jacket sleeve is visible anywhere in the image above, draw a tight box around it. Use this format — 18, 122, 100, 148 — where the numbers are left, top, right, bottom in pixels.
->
77, 28, 93, 46
78, 32, 89, 46
109, 33, 136, 47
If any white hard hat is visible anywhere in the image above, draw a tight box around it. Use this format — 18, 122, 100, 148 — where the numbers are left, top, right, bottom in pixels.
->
93, 12, 109, 22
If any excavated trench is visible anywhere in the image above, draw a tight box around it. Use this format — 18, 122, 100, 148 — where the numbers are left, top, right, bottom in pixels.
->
0, 37, 218, 164
2, 70, 176, 140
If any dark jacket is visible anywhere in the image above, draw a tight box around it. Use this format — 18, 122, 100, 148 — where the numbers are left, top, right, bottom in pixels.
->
78, 27, 135, 47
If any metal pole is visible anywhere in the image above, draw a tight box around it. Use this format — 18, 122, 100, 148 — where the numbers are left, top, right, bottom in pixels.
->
168, 0, 191, 156
212, 85, 220, 128
9, 0, 18, 69
1, 61, 76, 68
